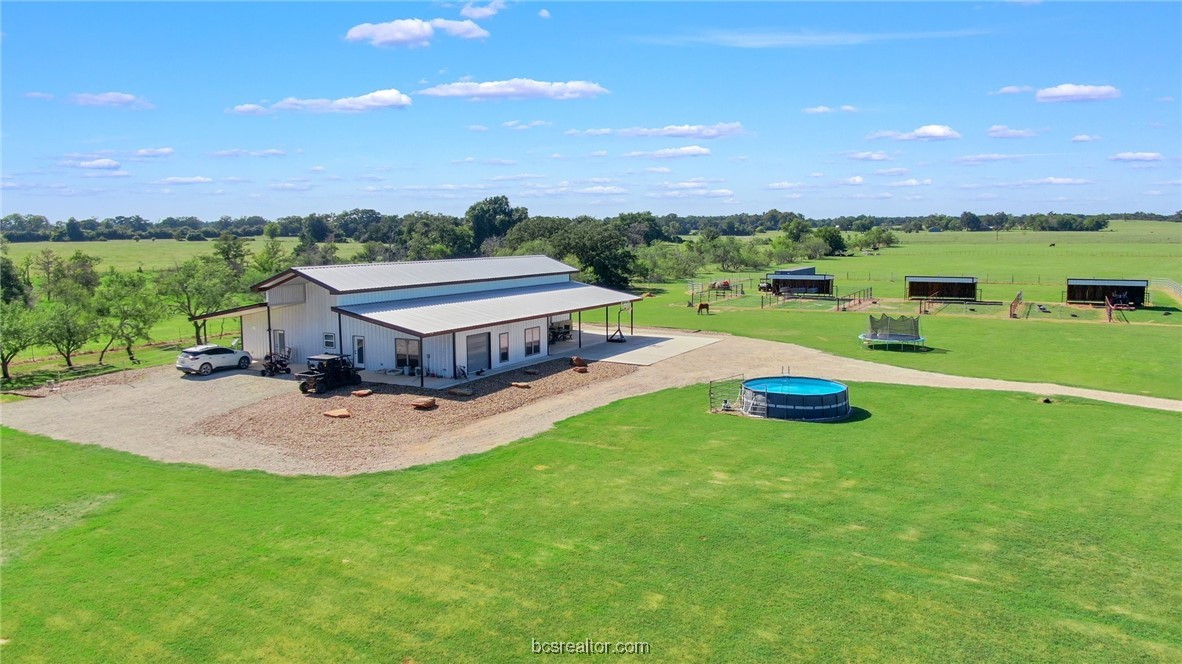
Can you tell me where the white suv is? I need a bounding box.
[176,344,253,375]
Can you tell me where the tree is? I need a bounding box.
[212,232,251,275]
[252,236,291,275]
[798,236,831,260]
[301,214,333,243]
[0,300,40,380]
[57,250,103,293]
[563,220,635,289]
[0,256,31,304]
[782,220,811,243]
[158,257,240,344]
[94,270,165,364]
[38,295,98,368]
[814,226,847,255]
[466,196,528,251]
[34,249,62,301]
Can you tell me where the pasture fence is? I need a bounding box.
[1151,277,1182,302]
[708,374,745,413]
[835,271,1159,287]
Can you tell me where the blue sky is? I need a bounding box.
[3,1,1180,221]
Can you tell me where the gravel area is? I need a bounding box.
[3,366,160,398]
[193,359,636,474]
[4,329,1179,476]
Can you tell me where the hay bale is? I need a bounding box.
[323,408,351,418]
[410,397,437,409]
[572,366,588,374]
[511,382,532,389]
[351,389,373,397]
[446,387,473,397]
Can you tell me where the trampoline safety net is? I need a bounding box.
[867,314,920,338]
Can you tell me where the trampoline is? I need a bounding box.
[859,314,925,351]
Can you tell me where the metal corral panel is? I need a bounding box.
[254,255,577,294]
[905,275,977,284]
[1066,278,1149,287]
[334,282,640,337]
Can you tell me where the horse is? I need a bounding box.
[697,302,710,315]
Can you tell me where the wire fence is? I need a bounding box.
[1151,278,1182,301]
[833,272,1165,286]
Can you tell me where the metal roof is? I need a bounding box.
[190,302,268,322]
[332,281,641,337]
[905,275,977,283]
[1066,278,1148,287]
[768,273,832,280]
[252,255,577,294]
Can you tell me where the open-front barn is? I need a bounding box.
[1065,278,1150,308]
[905,276,979,301]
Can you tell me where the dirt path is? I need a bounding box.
[2,329,1178,476]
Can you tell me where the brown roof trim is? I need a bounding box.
[250,270,300,292]
[330,294,641,339]
[190,302,268,322]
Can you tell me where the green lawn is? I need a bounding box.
[635,290,1182,400]
[3,384,1179,662]
[4,237,307,272]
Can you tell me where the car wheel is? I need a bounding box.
[198,363,213,376]
[260,369,269,376]
[299,381,310,394]
[238,356,251,369]
[284,368,292,374]
[314,382,327,394]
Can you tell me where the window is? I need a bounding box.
[323,333,336,350]
[499,332,509,363]
[525,327,541,356]
[396,338,421,368]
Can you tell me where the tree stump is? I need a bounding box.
[323,409,351,418]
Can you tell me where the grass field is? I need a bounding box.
[2,383,1179,662]
[4,237,307,272]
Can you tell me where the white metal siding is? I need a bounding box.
[269,282,307,306]
[241,311,270,359]
[267,282,339,364]
[336,273,570,306]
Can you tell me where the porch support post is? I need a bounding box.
[546,316,551,355]
[266,304,273,357]
[452,332,457,378]
[577,311,582,348]
[630,307,634,335]
[605,306,609,340]
[419,337,425,387]
[337,312,344,360]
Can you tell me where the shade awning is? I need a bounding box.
[332,281,641,337]
[189,302,268,322]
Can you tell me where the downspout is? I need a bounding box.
[337,312,344,359]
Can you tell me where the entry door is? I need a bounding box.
[466,333,491,373]
[353,336,366,369]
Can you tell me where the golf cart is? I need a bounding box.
[296,354,363,394]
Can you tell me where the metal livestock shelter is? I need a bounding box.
[765,272,835,297]
[905,276,979,301]
[1065,279,1149,308]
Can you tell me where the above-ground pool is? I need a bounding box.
[740,376,851,421]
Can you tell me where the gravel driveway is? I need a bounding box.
[3,329,1179,476]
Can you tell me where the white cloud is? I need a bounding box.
[616,122,744,139]
[889,178,932,187]
[418,78,608,100]
[212,148,287,157]
[809,172,824,178]
[803,105,833,114]
[159,176,212,184]
[850,192,893,200]
[484,158,517,165]
[75,158,121,169]
[23,91,54,100]
[991,85,1032,95]
[1109,152,1163,162]
[590,150,609,157]
[655,177,724,190]
[650,188,733,199]
[867,124,961,141]
[875,167,909,176]
[467,124,489,132]
[1035,84,1121,103]
[624,145,711,159]
[538,9,551,18]
[1023,177,1090,185]
[135,147,174,157]
[550,153,565,159]
[841,105,858,113]
[956,153,1023,164]
[767,181,802,189]
[842,176,864,185]
[270,182,313,191]
[577,185,628,194]
[645,167,672,174]
[461,1,506,20]
[70,92,153,109]
[269,88,412,113]
[83,170,131,178]
[565,128,612,136]
[345,18,488,48]
[654,28,984,48]
[1071,134,1101,142]
[230,104,270,116]
[987,125,1037,139]
[1159,96,1175,103]
[486,173,545,181]
[310,166,327,173]
[504,119,551,130]
[849,151,890,161]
